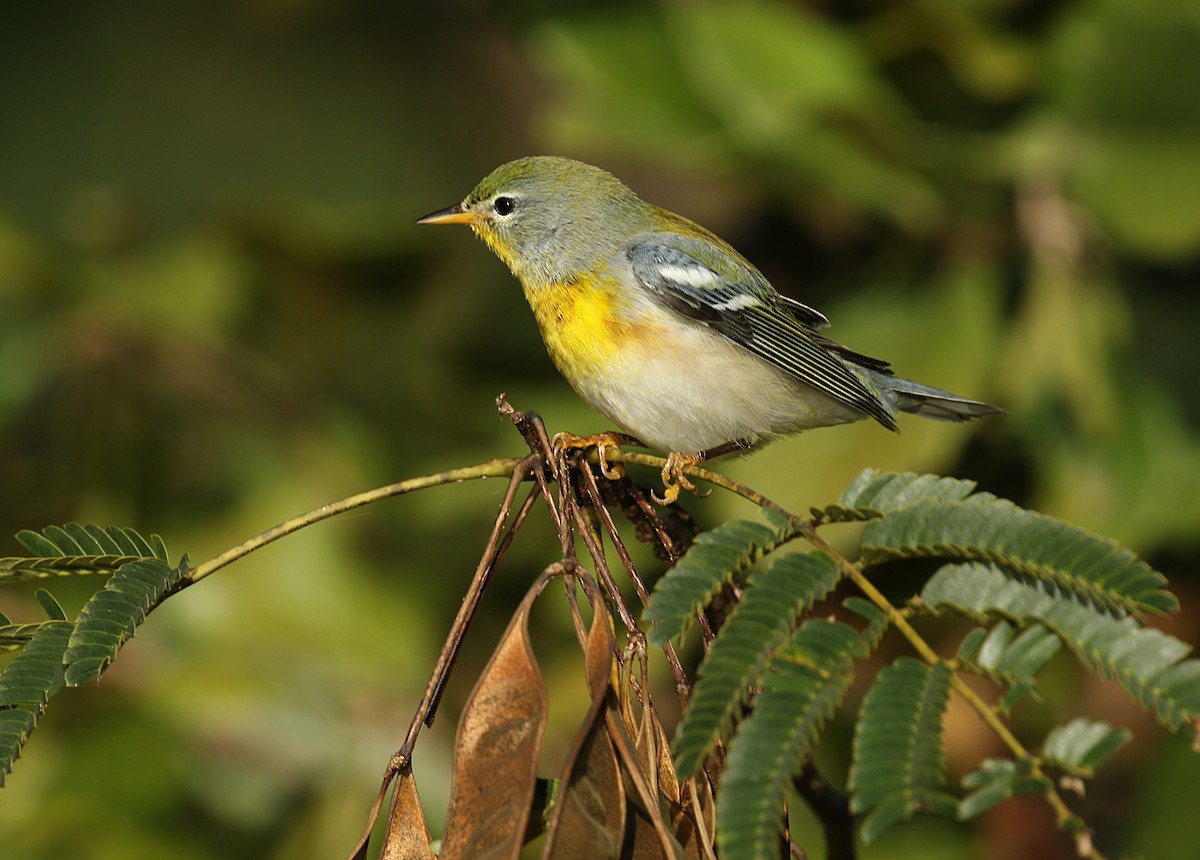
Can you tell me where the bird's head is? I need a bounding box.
[418,156,648,284]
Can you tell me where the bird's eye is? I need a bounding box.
[492,196,516,216]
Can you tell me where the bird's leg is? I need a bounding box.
[654,452,706,505]
[702,438,753,459]
[552,431,639,480]
[654,439,752,505]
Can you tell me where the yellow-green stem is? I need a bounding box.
[599,450,792,517]
[185,458,523,584]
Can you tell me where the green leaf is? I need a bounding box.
[645,518,790,645]
[34,590,66,621]
[818,470,978,523]
[959,621,1062,711]
[672,551,840,777]
[959,759,1050,819]
[923,563,1200,738]
[82,524,124,555]
[2,524,171,582]
[33,526,76,556]
[760,508,791,531]
[862,493,1176,617]
[63,559,185,686]
[0,621,72,707]
[0,710,37,789]
[0,555,151,582]
[1041,718,1131,776]
[62,523,104,555]
[957,626,988,662]
[843,596,890,658]
[14,530,62,558]
[839,469,979,510]
[0,621,72,786]
[715,620,858,860]
[984,623,1062,679]
[0,624,41,651]
[849,658,957,843]
[811,504,882,524]
[150,534,169,563]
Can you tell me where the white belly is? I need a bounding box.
[566,311,864,453]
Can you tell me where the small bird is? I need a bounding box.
[419,156,1000,502]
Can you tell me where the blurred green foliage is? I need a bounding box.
[0,1,1197,858]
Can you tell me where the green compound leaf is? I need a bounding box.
[862,493,1176,617]
[957,627,987,662]
[1041,718,1131,776]
[34,590,66,621]
[923,563,1200,739]
[672,551,840,778]
[2,524,170,582]
[839,469,979,511]
[849,658,957,844]
[645,518,791,646]
[0,711,36,789]
[63,559,187,686]
[975,622,1062,679]
[0,621,73,786]
[0,624,42,652]
[818,470,978,523]
[0,621,72,707]
[843,596,890,658]
[958,621,1063,712]
[811,505,882,524]
[959,758,1050,819]
[715,619,858,860]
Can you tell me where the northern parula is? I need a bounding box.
[419,156,1000,502]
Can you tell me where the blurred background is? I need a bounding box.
[1,1,1198,857]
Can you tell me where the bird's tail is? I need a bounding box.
[877,375,1003,423]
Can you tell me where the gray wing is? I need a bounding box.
[625,236,898,430]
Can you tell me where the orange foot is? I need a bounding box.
[654,451,709,505]
[551,431,634,480]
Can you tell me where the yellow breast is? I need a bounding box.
[523,275,636,384]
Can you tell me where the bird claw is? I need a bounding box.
[550,436,710,504]
[551,431,628,480]
[653,452,709,505]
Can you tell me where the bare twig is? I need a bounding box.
[397,457,535,758]
[574,459,693,707]
[793,760,854,860]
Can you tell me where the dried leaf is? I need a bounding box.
[679,777,718,860]
[544,697,626,857]
[544,586,626,858]
[380,767,436,860]
[608,706,686,858]
[650,708,680,805]
[670,802,705,860]
[440,574,551,860]
[626,794,671,860]
[582,587,617,699]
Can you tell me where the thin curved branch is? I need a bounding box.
[185,458,524,584]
